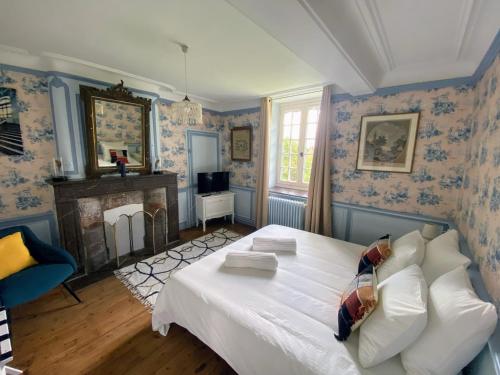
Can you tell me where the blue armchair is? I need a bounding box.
[0,225,81,309]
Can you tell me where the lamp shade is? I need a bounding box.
[421,223,442,241]
[171,97,202,126]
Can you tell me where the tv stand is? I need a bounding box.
[195,191,235,232]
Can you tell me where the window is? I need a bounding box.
[277,99,320,190]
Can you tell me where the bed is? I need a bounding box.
[152,225,406,375]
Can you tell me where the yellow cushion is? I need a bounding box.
[0,232,38,280]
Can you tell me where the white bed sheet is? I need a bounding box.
[152,225,405,375]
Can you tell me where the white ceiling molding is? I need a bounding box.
[354,0,395,71]
[226,0,376,95]
[297,0,376,93]
[0,44,220,109]
[455,0,483,59]
[0,0,324,108]
[1,0,499,107]
[268,84,323,101]
[214,98,261,112]
[378,60,477,88]
[41,52,178,95]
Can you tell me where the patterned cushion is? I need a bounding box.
[358,234,391,274]
[335,265,378,341]
[110,149,129,164]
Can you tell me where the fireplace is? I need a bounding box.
[49,173,179,287]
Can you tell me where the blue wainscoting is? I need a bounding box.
[332,201,450,245]
[0,211,59,246]
[184,184,451,241]
[178,188,189,230]
[229,185,451,244]
[229,185,256,227]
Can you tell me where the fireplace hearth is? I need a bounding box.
[49,173,179,287]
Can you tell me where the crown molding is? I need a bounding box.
[297,0,376,93]
[355,0,395,71]
[0,44,220,110]
[455,0,483,59]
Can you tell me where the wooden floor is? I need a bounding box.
[10,222,255,375]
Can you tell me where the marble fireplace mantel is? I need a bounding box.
[49,173,179,285]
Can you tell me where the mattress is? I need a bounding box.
[152,225,405,375]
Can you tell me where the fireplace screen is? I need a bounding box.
[103,205,167,268]
[78,189,168,273]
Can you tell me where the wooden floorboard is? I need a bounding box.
[10,222,254,375]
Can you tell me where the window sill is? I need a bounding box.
[269,186,308,199]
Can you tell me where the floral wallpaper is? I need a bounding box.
[95,99,143,160]
[157,102,224,188]
[0,55,498,305]
[0,67,55,218]
[220,110,260,188]
[456,53,500,307]
[157,102,260,189]
[329,85,473,218]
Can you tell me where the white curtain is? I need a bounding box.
[304,86,333,236]
[255,97,271,228]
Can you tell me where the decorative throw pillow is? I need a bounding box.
[0,232,38,280]
[377,230,425,282]
[110,149,129,164]
[335,264,378,341]
[359,264,428,368]
[401,266,497,375]
[358,234,391,274]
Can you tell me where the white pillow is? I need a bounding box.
[421,229,471,284]
[377,230,425,282]
[401,267,497,375]
[359,264,428,368]
[100,141,127,163]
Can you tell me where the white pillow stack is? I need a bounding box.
[377,230,425,282]
[421,229,471,284]
[356,229,497,373]
[359,264,428,367]
[401,266,497,375]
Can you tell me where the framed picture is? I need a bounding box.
[356,112,420,173]
[0,87,24,156]
[231,126,252,161]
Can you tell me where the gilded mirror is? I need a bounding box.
[80,81,151,177]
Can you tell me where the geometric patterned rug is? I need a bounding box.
[114,228,242,311]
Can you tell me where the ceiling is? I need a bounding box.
[0,0,498,109]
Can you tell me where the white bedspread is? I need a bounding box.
[152,225,405,375]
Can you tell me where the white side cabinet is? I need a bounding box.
[195,191,235,232]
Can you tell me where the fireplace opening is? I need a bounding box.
[78,189,168,273]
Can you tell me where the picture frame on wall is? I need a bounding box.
[0,87,24,156]
[356,112,420,173]
[231,126,252,161]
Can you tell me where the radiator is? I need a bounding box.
[268,196,306,230]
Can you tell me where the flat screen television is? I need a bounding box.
[197,172,229,194]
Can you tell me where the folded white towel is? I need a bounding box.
[252,237,297,253]
[224,250,278,271]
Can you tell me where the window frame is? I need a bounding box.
[276,98,321,191]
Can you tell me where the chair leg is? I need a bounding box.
[62,282,82,304]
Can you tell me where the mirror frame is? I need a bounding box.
[80,81,152,177]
